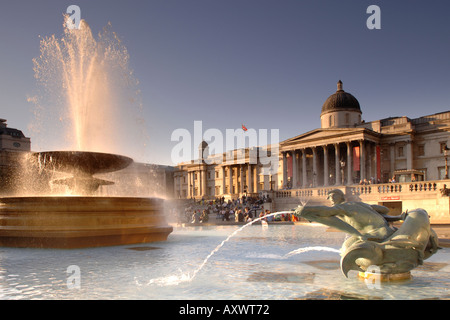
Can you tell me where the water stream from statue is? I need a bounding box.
[137,210,341,287]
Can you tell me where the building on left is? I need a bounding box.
[0,118,31,194]
[0,118,175,198]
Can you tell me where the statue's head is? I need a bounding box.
[327,189,345,205]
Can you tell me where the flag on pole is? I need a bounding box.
[242,124,248,131]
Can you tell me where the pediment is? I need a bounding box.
[281,127,380,150]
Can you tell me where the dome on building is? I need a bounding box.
[321,80,361,115]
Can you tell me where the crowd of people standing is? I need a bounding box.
[175,194,276,224]
[172,193,299,225]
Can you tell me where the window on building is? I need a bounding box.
[398,146,404,157]
[345,113,350,124]
[215,171,219,178]
[418,145,425,156]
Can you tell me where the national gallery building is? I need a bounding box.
[280,81,449,187]
[173,81,450,222]
[1,81,449,222]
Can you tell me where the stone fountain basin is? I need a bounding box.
[31,151,133,176]
[0,196,173,248]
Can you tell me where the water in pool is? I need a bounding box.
[0,223,449,300]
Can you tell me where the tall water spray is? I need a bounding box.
[29,19,146,158]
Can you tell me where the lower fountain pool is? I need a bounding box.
[0,223,449,300]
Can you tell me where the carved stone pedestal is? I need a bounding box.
[0,196,173,248]
[358,271,412,282]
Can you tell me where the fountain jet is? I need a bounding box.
[0,19,172,248]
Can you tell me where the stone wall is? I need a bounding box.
[272,181,450,224]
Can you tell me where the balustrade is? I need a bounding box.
[274,181,443,199]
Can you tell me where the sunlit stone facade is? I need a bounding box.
[173,143,279,200]
[173,81,450,223]
[280,81,450,187]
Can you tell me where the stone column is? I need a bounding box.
[239,165,244,194]
[292,150,298,188]
[312,147,317,187]
[367,143,373,180]
[173,174,178,198]
[360,140,366,182]
[229,166,233,195]
[192,171,196,197]
[346,141,352,185]
[179,175,183,198]
[282,152,287,188]
[247,164,253,193]
[198,170,202,197]
[222,166,226,196]
[189,171,192,197]
[302,149,307,187]
[201,168,207,197]
[406,140,413,170]
[323,145,329,186]
[374,144,379,181]
[334,143,340,186]
[390,143,396,178]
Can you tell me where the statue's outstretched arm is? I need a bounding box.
[370,204,389,215]
[370,204,406,222]
[295,205,343,218]
[294,206,363,238]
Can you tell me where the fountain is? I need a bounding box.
[0,19,172,248]
[0,16,447,301]
[0,150,173,248]
[293,189,440,281]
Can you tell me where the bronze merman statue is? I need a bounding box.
[294,189,439,278]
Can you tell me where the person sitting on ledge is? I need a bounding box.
[200,209,209,223]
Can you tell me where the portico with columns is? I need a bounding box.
[280,128,382,188]
[173,81,450,211]
[279,80,383,188]
[173,144,279,200]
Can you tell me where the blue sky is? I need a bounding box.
[0,0,449,165]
